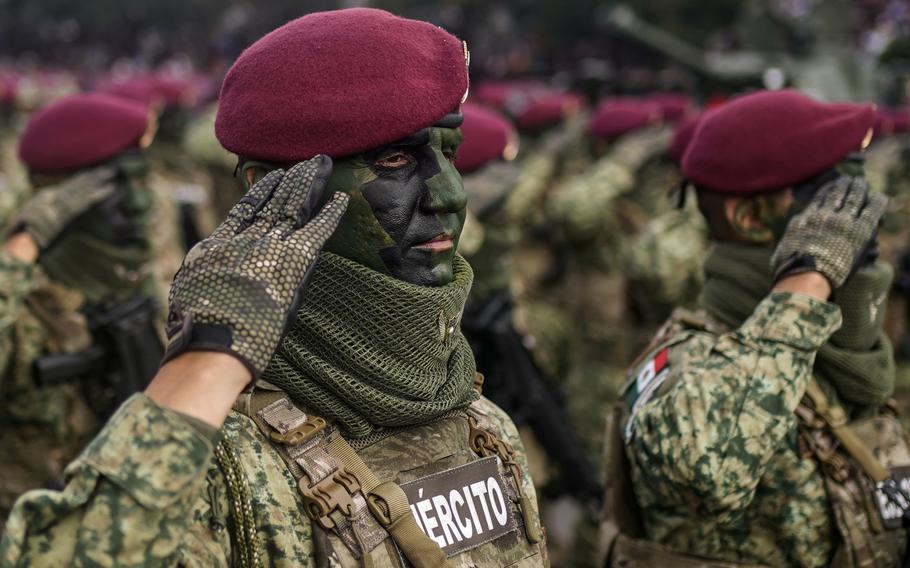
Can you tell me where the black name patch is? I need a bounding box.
[876,465,910,530]
[401,456,517,556]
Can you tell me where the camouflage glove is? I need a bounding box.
[771,175,887,289]
[162,156,349,377]
[10,166,117,250]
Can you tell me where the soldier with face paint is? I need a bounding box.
[0,93,163,525]
[602,90,909,568]
[0,9,548,568]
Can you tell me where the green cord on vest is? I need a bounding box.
[215,440,263,568]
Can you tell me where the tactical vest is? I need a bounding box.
[601,310,910,568]
[221,381,547,567]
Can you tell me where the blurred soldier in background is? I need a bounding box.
[0,90,27,233]
[545,98,670,463]
[0,93,163,524]
[457,101,603,565]
[183,101,244,223]
[1,10,549,566]
[100,74,213,294]
[0,69,77,231]
[603,89,908,567]
[624,111,709,329]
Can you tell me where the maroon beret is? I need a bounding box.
[0,73,19,106]
[682,89,875,194]
[516,92,583,132]
[19,93,149,174]
[472,80,546,112]
[215,8,469,162]
[98,75,197,109]
[668,113,702,165]
[588,100,661,141]
[456,103,516,174]
[646,93,691,121]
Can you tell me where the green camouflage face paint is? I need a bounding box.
[323,126,466,286]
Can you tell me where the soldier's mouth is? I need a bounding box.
[413,233,454,252]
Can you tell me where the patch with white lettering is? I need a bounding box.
[875,466,910,530]
[401,456,517,556]
[624,347,670,441]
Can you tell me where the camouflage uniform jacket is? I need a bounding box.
[0,253,103,519]
[0,391,546,567]
[624,292,844,567]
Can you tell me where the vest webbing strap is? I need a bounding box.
[325,435,450,568]
[804,378,890,483]
[239,387,450,568]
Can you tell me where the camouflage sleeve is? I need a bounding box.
[549,155,633,242]
[0,394,228,567]
[0,253,36,381]
[627,292,842,519]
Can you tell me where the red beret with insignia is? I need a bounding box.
[19,93,149,174]
[215,8,469,162]
[682,89,875,194]
[457,103,516,174]
[589,100,662,141]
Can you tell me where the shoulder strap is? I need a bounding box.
[802,378,890,483]
[239,387,450,568]
[324,435,449,567]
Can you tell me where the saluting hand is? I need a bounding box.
[162,155,349,378]
[771,175,887,290]
[7,166,118,257]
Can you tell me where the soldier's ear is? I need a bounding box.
[725,196,774,244]
[139,110,159,150]
[239,161,276,191]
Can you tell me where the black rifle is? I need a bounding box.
[34,296,164,405]
[462,291,604,516]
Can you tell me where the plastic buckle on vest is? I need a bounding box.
[468,417,515,461]
[299,466,361,531]
[269,416,327,446]
[467,416,542,544]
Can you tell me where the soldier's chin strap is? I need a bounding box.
[674,179,689,209]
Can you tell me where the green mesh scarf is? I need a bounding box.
[38,157,156,304]
[263,252,479,438]
[40,231,156,304]
[700,243,895,416]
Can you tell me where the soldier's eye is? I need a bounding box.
[375,151,413,169]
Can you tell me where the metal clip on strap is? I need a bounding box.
[325,436,450,568]
[804,378,890,483]
[468,416,543,544]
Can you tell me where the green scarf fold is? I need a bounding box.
[700,242,895,415]
[40,230,156,304]
[263,252,479,438]
[37,156,157,304]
